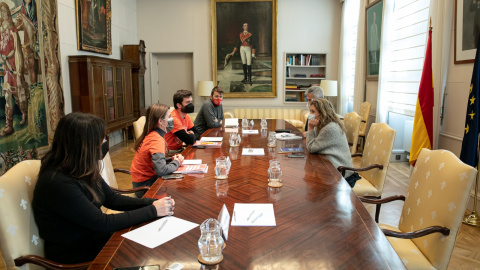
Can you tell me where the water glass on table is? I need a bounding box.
[261,119,267,129]
[268,131,276,147]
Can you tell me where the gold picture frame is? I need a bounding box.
[211,0,277,98]
[365,0,383,80]
[75,0,112,55]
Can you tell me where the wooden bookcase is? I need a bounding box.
[69,55,135,135]
[284,52,326,103]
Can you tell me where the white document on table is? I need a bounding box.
[217,204,230,240]
[242,130,259,134]
[242,148,265,156]
[225,118,239,127]
[122,216,199,248]
[200,137,223,142]
[182,159,202,165]
[231,203,276,226]
[225,128,239,133]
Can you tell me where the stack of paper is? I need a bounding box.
[275,133,303,141]
[122,216,199,248]
[200,137,223,142]
[173,164,208,174]
[193,141,222,147]
[231,203,276,226]
[224,118,239,127]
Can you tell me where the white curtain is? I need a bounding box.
[375,0,395,123]
[429,0,454,149]
[353,0,367,113]
[338,0,360,116]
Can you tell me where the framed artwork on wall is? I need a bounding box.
[75,0,112,55]
[455,0,479,64]
[211,0,277,98]
[366,0,383,80]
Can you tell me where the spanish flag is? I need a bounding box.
[409,27,433,166]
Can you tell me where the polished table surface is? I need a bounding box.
[90,120,405,270]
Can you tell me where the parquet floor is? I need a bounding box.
[1,141,479,270]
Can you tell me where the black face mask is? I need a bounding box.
[101,141,109,159]
[181,103,195,114]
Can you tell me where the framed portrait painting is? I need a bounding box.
[211,0,277,98]
[366,0,383,79]
[75,0,112,54]
[455,0,480,64]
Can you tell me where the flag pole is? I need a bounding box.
[463,135,480,226]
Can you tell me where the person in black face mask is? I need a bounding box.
[165,89,200,151]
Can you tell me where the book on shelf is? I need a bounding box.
[280,147,304,153]
[173,164,208,174]
[193,141,222,147]
[310,74,324,78]
[294,74,307,78]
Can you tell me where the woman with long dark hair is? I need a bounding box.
[32,112,175,264]
[131,103,184,196]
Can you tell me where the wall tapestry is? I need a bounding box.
[0,0,64,175]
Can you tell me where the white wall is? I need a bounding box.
[137,0,342,110]
[57,0,138,145]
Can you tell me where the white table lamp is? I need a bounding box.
[197,81,215,97]
[320,80,338,97]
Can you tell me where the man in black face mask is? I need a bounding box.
[165,89,200,151]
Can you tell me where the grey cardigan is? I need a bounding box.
[306,122,353,178]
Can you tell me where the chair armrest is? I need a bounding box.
[337,164,383,176]
[351,153,363,158]
[360,195,405,204]
[111,186,150,194]
[15,255,91,270]
[382,226,450,239]
[114,168,131,175]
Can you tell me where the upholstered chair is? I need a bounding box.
[362,149,477,270]
[133,116,146,141]
[357,101,372,151]
[343,111,362,155]
[0,160,91,270]
[338,122,396,222]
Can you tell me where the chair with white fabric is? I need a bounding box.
[338,122,396,222]
[361,149,477,270]
[0,160,91,270]
[343,111,362,155]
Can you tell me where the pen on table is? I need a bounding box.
[247,210,256,221]
[233,211,237,222]
[251,213,263,223]
[158,219,168,232]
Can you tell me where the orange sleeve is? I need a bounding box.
[186,115,194,130]
[146,134,166,155]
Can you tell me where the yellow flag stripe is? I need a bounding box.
[410,97,432,165]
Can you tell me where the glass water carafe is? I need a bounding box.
[198,218,224,262]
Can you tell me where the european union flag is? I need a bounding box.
[460,36,480,168]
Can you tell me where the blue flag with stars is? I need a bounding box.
[460,36,480,168]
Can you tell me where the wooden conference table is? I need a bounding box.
[90,119,404,270]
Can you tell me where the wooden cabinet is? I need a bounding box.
[123,40,147,117]
[69,55,135,134]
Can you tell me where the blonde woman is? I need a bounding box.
[306,99,360,187]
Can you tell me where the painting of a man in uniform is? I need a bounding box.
[0,0,49,175]
[213,0,277,98]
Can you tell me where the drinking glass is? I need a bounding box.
[241,117,248,128]
[269,159,280,169]
[229,132,239,147]
[215,180,229,198]
[268,166,282,187]
[260,119,267,129]
[268,131,276,147]
[215,156,228,179]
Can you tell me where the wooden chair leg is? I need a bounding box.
[374,195,382,223]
